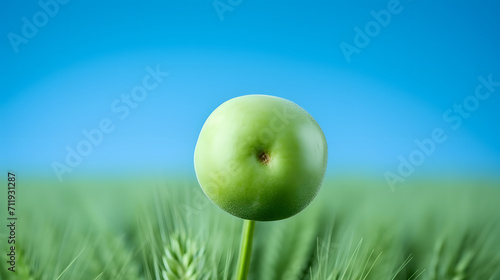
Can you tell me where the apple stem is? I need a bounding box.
[236,219,256,280]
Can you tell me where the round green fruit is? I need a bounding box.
[194,95,327,221]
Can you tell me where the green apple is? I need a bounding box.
[194,95,327,221]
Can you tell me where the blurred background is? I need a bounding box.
[1,0,500,187]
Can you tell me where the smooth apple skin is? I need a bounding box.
[194,95,327,221]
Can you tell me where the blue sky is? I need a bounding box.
[1,0,500,185]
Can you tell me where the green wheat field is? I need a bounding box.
[1,177,499,280]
